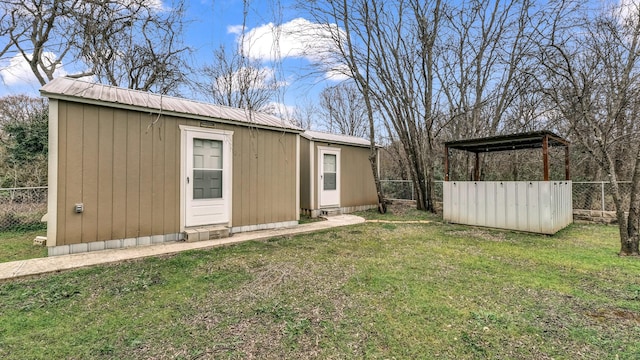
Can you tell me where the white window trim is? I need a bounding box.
[317,146,341,208]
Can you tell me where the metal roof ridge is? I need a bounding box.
[41,77,301,131]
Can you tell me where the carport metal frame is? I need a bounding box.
[444,131,571,182]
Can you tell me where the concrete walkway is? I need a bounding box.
[0,215,365,282]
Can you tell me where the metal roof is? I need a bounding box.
[444,130,569,153]
[302,130,372,147]
[40,77,302,132]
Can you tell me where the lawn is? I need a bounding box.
[0,229,48,263]
[1,209,639,359]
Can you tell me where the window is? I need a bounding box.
[323,153,337,190]
[193,138,223,199]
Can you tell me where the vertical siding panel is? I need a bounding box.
[81,105,99,243]
[231,124,245,226]
[126,112,140,238]
[151,120,165,236]
[163,117,178,235]
[138,115,153,236]
[289,134,297,219]
[177,119,189,229]
[248,129,258,225]
[274,133,284,222]
[341,146,348,206]
[284,134,294,222]
[267,131,276,223]
[344,146,351,206]
[97,107,114,241]
[64,103,85,244]
[256,130,265,225]
[313,143,318,208]
[56,102,68,244]
[299,137,310,209]
[241,128,251,226]
[111,109,128,239]
[273,132,282,222]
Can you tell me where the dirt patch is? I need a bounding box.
[587,308,640,323]
[385,200,418,215]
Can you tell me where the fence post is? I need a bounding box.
[601,181,605,212]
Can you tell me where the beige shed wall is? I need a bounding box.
[299,137,311,209]
[54,101,297,246]
[307,142,377,210]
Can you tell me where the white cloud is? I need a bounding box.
[240,18,344,63]
[227,25,245,35]
[615,0,639,25]
[0,52,67,88]
[235,18,352,82]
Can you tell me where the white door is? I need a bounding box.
[318,147,340,207]
[184,128,232,227]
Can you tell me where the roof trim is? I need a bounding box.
[301,130,377,148]
[40,77,303,134]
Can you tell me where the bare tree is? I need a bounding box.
[319,82,368,137]
[286,99,317,130]
[436,0,544,180]
[1,0,78,85]
[196,44,278,111]
[539,0,640,255]
[0,0,190,93]
[74,0,190,94]
[303,0,446,212]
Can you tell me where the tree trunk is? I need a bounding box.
[622,146,640,256]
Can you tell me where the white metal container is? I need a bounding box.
[443,181,573,234]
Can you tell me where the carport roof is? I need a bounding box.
[444,130,569,153]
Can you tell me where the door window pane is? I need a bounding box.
[193,138,223,199]
[323,154,337,190]
[323,154,336,172]
[193,170,222,199]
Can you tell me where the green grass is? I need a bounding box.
[0,229,48,263]
[1,213,639,359]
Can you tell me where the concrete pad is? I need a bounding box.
[0,215,365,282]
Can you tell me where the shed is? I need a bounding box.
[442,131,573,234]
[41,77,302,256]
[299,130,379,217]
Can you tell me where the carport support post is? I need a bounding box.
[474,152,480,181]
[542,135,550,181]
[444,146,449,181]
[565,145,570,180]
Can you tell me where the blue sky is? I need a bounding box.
[0,0,338,118]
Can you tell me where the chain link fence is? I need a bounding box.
[381,180,632,212]
[0,187,48,231]
[572,181,632,212]
[0,182,633,231]
[381,180,444,202]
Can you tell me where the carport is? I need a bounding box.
[443,131,573,234]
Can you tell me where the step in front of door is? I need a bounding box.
[184,226,230,242]
[320,208,342,216]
